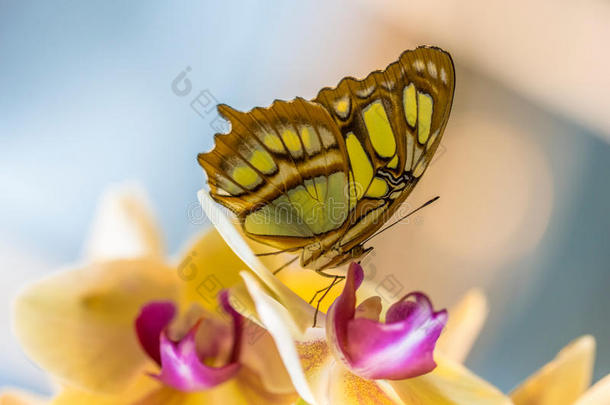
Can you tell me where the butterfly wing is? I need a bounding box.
[312,46,455,257]
[199,46,455,270]
[198,98,352,252]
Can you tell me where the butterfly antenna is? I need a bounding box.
[362,196,440,245]
[272,256,298,275]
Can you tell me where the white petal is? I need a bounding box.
[241,271,319,404]
[85,185,163,261]
[199,190,316,332]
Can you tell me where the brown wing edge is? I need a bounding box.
[314,46,455,104]
[197,97,351,251]
[310,46,456,259]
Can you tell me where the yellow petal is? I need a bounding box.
[437,289,488,363]
[328,363,401,405]
[14,259,178,394]
[131,388,225,405]
[0,390,45,405]
[275,262,379,317]
[574,374,610,405]
[52,373,292,405]
[234,367,299,405]
[510,335,595,405]
[51,373,161,405]
[177,227,247,312]
[387,354,512,405]
[128,378,288,405]
[84,185,164,261]
[276,266,342,314]
[199,190,315,332]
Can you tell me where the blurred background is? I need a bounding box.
[1,0,609,396]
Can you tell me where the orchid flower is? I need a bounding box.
[12,186,296,405]
[325,263,448,380]
[198,190,488,343]
[510,336,610,405]
[198,190,512,405]
[242,264,511,405]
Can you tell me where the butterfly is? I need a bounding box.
[199,46,455,272]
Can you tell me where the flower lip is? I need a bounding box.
[326,262,448,380]
[135,301,176,365]
[134,290,243,392]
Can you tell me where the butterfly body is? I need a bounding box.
[199,46,455,271]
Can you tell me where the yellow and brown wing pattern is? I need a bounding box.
[198,98,351,252]
[199,46,455,270]
[309,46,455,265]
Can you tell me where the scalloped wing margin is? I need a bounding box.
[198,98,350,250]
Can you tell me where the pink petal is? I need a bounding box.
[155,322,241,391]
[386,292,436,325]
[326,262,363,361]
[327,262,448,380]
[154,290,243,391]
[135,301,176,365]
[347,295,448,380]
[218,290,243,364]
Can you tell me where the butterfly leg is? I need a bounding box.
[314,269,343,279]
[272,256,298,275]
[310,275,345,327]
[308,277,344,305]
